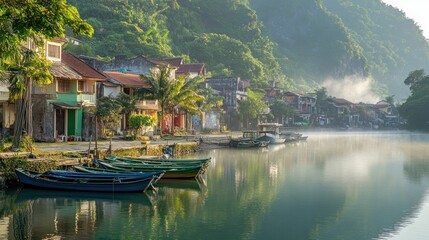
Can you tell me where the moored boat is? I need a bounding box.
[229,138,268,148]
[15,168,162,192]
[95,160,208,179]
[107,156,211,166]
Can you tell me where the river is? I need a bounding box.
[1,131,429,240]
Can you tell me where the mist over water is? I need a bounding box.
[2,131,429,240]
[322,75,381,103]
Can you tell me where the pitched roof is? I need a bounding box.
[162,58,183,68]
[176,63,205,76]
[50,62,82,80]
[62,53,106,81]
[332,98,353,105]
[103,71,152,88]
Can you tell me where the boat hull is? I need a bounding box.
[96,161,207,179]
[15,169,157,192]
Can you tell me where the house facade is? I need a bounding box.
[0,81,14,137]
[102,71,159,134]
[32,40,106,142]
[204,77,248,130]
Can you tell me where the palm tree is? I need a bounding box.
[2,48,53,149]
[171,75,205,132]
[115,93,137,131]
[137,65,205,135]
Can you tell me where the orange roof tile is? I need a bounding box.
[103,71,152,88]
[62,53,106,81]
[176,63,205,76]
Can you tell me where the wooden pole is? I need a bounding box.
[94,115,98,159]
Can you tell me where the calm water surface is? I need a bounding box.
[1,131,429,240]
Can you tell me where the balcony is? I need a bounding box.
[57,92,96,105]
[135,99,159,111]
[0,91,9,101]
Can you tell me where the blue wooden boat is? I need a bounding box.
[15,169,162,192]
[47,169,161,179]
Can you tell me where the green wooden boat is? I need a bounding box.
[105,156,211,166]
[84,160,209,179]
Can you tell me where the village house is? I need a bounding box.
[204,77,248,130]
[0,81,14,138]
[101,71,159,135]
[32,38,106,142]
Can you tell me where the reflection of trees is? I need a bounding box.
[404,160,429,182]
[3,133,429,239]
[11,202,32,240]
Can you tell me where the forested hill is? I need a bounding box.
[67,0,429,99]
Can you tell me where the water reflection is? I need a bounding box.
[0,132,429,239]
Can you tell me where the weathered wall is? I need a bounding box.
[81,107,98,141]
[32,95,55,142]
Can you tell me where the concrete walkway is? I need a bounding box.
[35,133,241,153]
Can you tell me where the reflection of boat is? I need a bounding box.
[281,131,308,143]
[15,169,160,192]
[156,178,206,191]
[14,188,153,206]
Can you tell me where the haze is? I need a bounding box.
[382,0,429,39]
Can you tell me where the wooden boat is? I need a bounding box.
[229,138,268,148]
[106,156,211,166]
[47,169,162,180]
[94,160,208,179]
[15,168,161,192]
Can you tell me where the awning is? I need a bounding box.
[51,102,81,110]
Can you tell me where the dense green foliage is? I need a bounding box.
[66,0,429,98]
[138,65,204,133]
[96,96,123,136]
[251,0,429,98]
[238,89,266,129]
[129,114,156,135]
[67,0,288,88]
[0,0,93,149]
[399,70,429,130]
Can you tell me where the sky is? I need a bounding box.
[382,0,429,39]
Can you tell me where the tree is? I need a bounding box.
[238,89,266,129]
[129,114,156,137]
[270,99,295,125]
[171,75,205,131]
[0,0,93,149]
[115,93,137,131]
[95,96,122,138]
[399,69,429,130]
[138,65,204,135]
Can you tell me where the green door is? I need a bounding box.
[67,109,76,135]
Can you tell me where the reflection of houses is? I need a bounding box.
[101,71,159,133]
[204,77,248,130]
[32,41,106,142]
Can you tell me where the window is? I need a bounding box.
[57,79,70,93]
[47,43,61,59]
[78,81,84,92]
